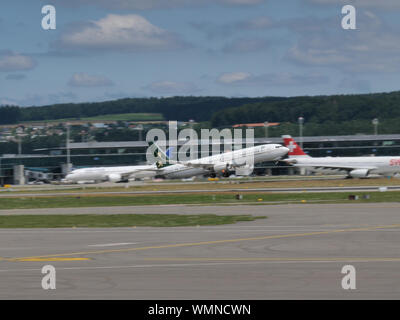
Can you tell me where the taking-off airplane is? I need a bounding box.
[65,142,289,183]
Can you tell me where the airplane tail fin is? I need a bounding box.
[149,141,175,168]
[282,135,310,158]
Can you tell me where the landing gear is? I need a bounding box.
[222,170,230,178]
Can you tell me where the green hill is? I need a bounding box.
[1,92,400,136]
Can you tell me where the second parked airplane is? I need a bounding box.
[282,135,400,178]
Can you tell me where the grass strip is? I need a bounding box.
[0,214,265,228]
[0,191,399,210]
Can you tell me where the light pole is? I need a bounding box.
[264,121,269,139]
[66,123,71,172]
[189,119,195,138]
[298,117,304,149]
[18,136,22,156]
[372,118,379,135]
[188,119,196,160]
[11,135,22,155]
[136,124,144,141]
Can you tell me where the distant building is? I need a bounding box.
[232,122,280,128]
[93,123,108,129]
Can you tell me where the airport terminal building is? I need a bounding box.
[2,134,400,184]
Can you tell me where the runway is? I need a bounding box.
[0,203,399,299]
[1,185,400,197]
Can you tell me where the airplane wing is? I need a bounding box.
[183,159,247,170]
[155,160,215,170]
[182,162,214,170]
[116,167,159,180]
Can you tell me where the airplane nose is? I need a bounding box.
[281,147,290,155]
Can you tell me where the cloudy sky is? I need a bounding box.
[1,0,400,106]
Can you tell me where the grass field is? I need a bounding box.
[1,191,399,210]
[0,214,264,228]
[79,113,164,121]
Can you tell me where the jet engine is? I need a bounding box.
[211,162,232,177]
[349,169,369,178]
[107,173,122,182]
[213,162,230,172]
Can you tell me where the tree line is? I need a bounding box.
[1,91,400,136]
[0,96,282,124]
[210,91,400,126]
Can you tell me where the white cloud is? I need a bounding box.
[57,14,187,52]
[0,51,36,72]
[1,92,78,107]
[287,45,352,66]
[144,81,200,94]
[285,11,400,73]
[238,16,273,29]
[68,73,114,87]
[0,98,18,106]
[217,72,252,84]
[217,72,328,86]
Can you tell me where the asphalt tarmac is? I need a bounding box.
[0,203,399,299]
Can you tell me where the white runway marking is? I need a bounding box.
[88,242,137,247]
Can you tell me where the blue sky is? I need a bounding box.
[1,0,400,106]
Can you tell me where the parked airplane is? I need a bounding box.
[64,164,158,183]
[153,142,289,179]
[282,135,400,178]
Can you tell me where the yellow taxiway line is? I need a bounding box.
[0,257,90,262]
[16,258,91,262]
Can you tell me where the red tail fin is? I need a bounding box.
[282,135,309,157]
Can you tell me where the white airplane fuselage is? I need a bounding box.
[292,156,400,176]
[158,144,289,179]
[65,164,157,183]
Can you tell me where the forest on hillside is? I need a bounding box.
[210,91,400,126]
[1,91,400,136]
[0,96,281,124]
